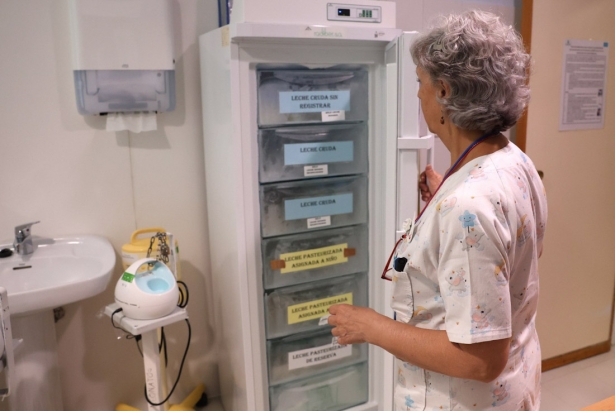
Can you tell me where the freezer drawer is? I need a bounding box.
[260,175,368,238]
[267,329,368,386]
[269,361,369,411]
[262,225,368,289]
[258,123,368,183]
[257,68,368,127]
[264,272,368,339]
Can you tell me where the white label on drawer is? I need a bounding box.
[322,110,346,122]
[304,164,328,177]
[285,141,354,166]
[307,216,331,229]
[286,193,353,221]
[288,342,352,370]
[280,91,350,113]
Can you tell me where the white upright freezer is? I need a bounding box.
[199,2,434,409]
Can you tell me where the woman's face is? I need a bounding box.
[416,66,445,133]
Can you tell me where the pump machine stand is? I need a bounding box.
[105,303,191,411]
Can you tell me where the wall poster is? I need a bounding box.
[560,39,609,131]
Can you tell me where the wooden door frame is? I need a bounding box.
[516,0,532,153]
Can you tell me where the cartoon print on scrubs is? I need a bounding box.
[492,381,511,406]
[494,260,508,285]
[516,215,532,245]
[456,229,486,251]
[459,210,477,232]
[412,306,433,322]
[391,142,547,411]
[405,395,415,409]
[471,305,492,334]
[436,196,457,216]
[445,268,468,296]
[466,164,488,182]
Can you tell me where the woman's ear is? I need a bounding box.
[438,79,451,98]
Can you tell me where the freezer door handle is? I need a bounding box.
[396,134,435,230]
[397,134,435,165]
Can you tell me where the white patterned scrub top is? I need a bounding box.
[391,142,547,411]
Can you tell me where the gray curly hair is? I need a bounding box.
[410,10,531,132]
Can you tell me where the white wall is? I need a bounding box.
[0,0,220,409]
[526,0,615,359]
[396,0,519,32]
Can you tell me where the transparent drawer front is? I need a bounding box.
[269,362,368,411]
[260,175,368,238]
[262,225,368,290]
[257,68,368,127]
[264,272,368,339]
[267,329,368,385]
[258,123,368,183]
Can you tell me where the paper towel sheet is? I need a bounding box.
[106,112,157,133]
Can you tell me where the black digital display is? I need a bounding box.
[337,8,350,16]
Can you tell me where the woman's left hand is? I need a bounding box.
[327,304,383,345]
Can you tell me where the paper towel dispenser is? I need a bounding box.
[69,0,176,115]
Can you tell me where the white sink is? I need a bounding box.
[0,235,116,315]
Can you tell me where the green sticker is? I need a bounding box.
[121,272,135,283]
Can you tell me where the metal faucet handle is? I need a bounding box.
[14,221,40,241]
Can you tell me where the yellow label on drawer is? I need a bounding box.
[288,293,353,324]
[280,243,348,274]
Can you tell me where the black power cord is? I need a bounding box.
[111,307,142,346]
[144,318,191,406]
[110,307,124,330]
[160,328,168,367]
[177,280,189,308]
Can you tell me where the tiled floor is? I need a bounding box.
[541,349,615,411]
[206,351,615,411]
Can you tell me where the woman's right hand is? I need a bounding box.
[419,164,443,202]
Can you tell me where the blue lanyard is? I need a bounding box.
[444,130,499,181]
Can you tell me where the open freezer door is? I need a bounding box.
[386,32,434,239]
[378,28,435,411]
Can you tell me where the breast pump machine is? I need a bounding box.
[105,230,207,411]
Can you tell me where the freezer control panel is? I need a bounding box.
[327,3,381,23]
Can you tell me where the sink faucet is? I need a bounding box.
[13,221,40,255]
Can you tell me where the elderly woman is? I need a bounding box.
[328,10,547,410]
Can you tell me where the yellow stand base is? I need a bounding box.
[115,384,206,411]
